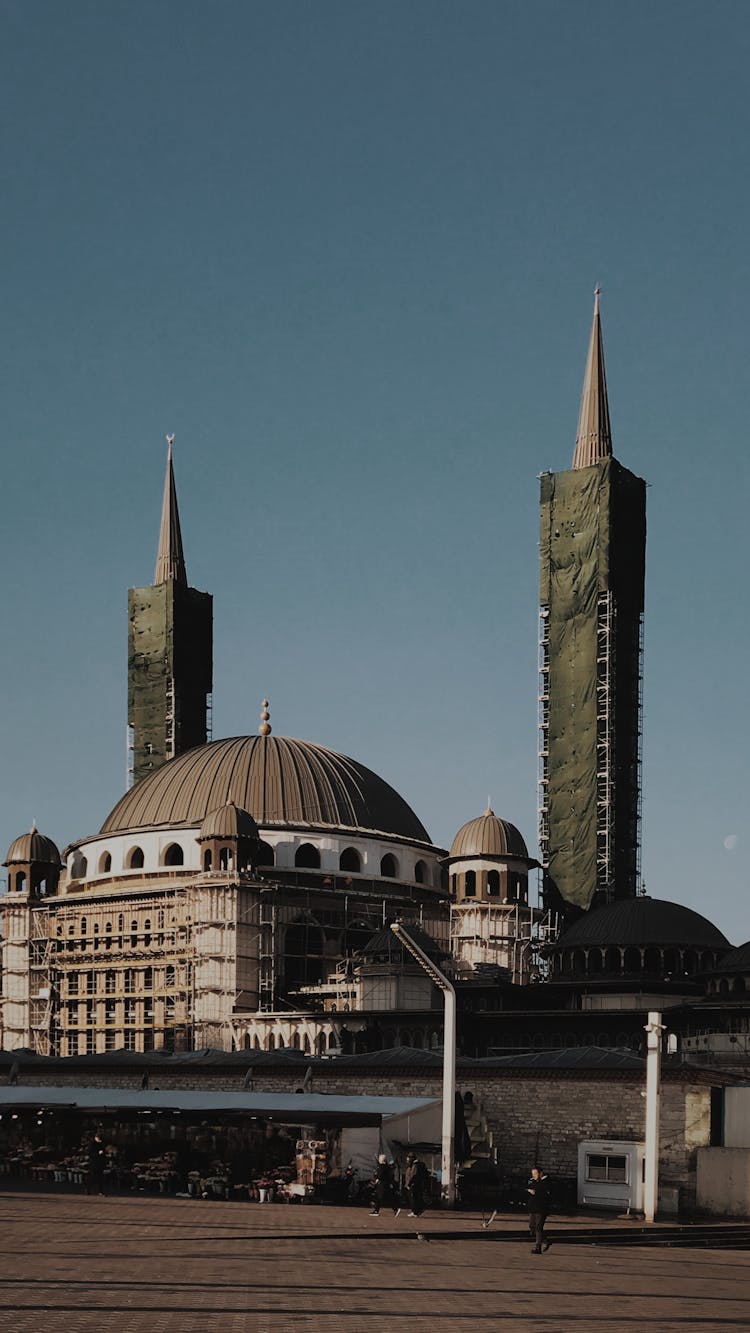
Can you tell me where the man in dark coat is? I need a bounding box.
[404,1152,429,1217]
[86,1133,107,1196]
[527,1165,551,1253]
[369,1154,400,1216]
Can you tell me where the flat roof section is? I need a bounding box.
[0,1086,439,1126]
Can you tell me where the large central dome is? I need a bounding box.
[101,735,431,843]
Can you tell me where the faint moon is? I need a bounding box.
[724,834,738,851]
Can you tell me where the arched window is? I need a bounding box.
[339,847,361,873]
[268,1033,276,1051]
[98,851,112,874]
[303,1034,311,1054]
[70,852,87,879]
[219,847,231,871]
[572,949,586,975]
[604,947,621,974]
[203,848,212,871]
[450,873,457,895]
[380,853,398,878]
[163,843,184,867]
[487,870,500,897]
[414,860,427,884]
[253,1034,261,1050]
[623,946,641,973]
[328,1030,337,1050]
[588,949,603,975]
[127,846,144,870]
[292,1032,300,1049]
[644,947,661,975]
[257,841,275,866]
[464,870,476,897]
[15,870,26,892]
[663,949,678,976]
[295,843,320,869]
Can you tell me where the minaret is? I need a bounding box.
[539,294,646,917]
[127,438,213,785]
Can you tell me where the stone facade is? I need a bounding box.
[0,1052,723,1213]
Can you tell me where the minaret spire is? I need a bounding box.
[573,288,613,469]
[154,434,187,585]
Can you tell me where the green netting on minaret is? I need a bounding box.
[540,458,646,913]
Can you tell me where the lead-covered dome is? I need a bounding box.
[557,897,730,951]
[449,808,529,860]
[101,735,431,843]
[4,828,61,867]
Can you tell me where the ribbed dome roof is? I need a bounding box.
[100,735,431,843]
[557,897,730,951]
[198,803,259,842]
[4,829,61,867]
[449,809,528,860]
[713,941,750,974]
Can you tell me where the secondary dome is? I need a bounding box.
[198,802,259,842]
[449,809,529,860]
[4,829,61,867]
[100,734,431,843]
[557,897,730,951]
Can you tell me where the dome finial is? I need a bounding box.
[485,796,494,817]
[259,699,272,736]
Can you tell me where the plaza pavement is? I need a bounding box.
[0,1189,746,1332]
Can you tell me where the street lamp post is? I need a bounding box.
[643,1010,664,1224]
[389,921,456,1205]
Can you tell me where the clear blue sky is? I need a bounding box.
[0,1,747,941]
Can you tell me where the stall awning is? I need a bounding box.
[0,1086,439,1127]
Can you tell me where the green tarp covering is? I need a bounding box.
[540,459,645,913]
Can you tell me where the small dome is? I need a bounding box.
[198,803,259,842]
[4,829,61,868]
[557,897,730,951]
[449,809,529,860]
[712,941,750,974]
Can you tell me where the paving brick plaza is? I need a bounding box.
[0,1190,746,1332]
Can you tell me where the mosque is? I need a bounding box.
[1,298,745,1066]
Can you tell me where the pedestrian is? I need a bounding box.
[369,1153,400,1216]
[86,1132,107,1196]
[404,1152,429,1218]
[527,1165,551,1253]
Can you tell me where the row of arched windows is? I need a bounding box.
[293,843,428,882]
[551,946,723,978]
[70,840,430,882]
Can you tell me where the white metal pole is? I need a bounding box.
[390,922,456,1205]
[643,1010,663,1224]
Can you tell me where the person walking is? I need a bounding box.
[404,1152,429,1218]
[86,1133,107,1196]
[369,1154,400,1216]
[527,1165,551,1253]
